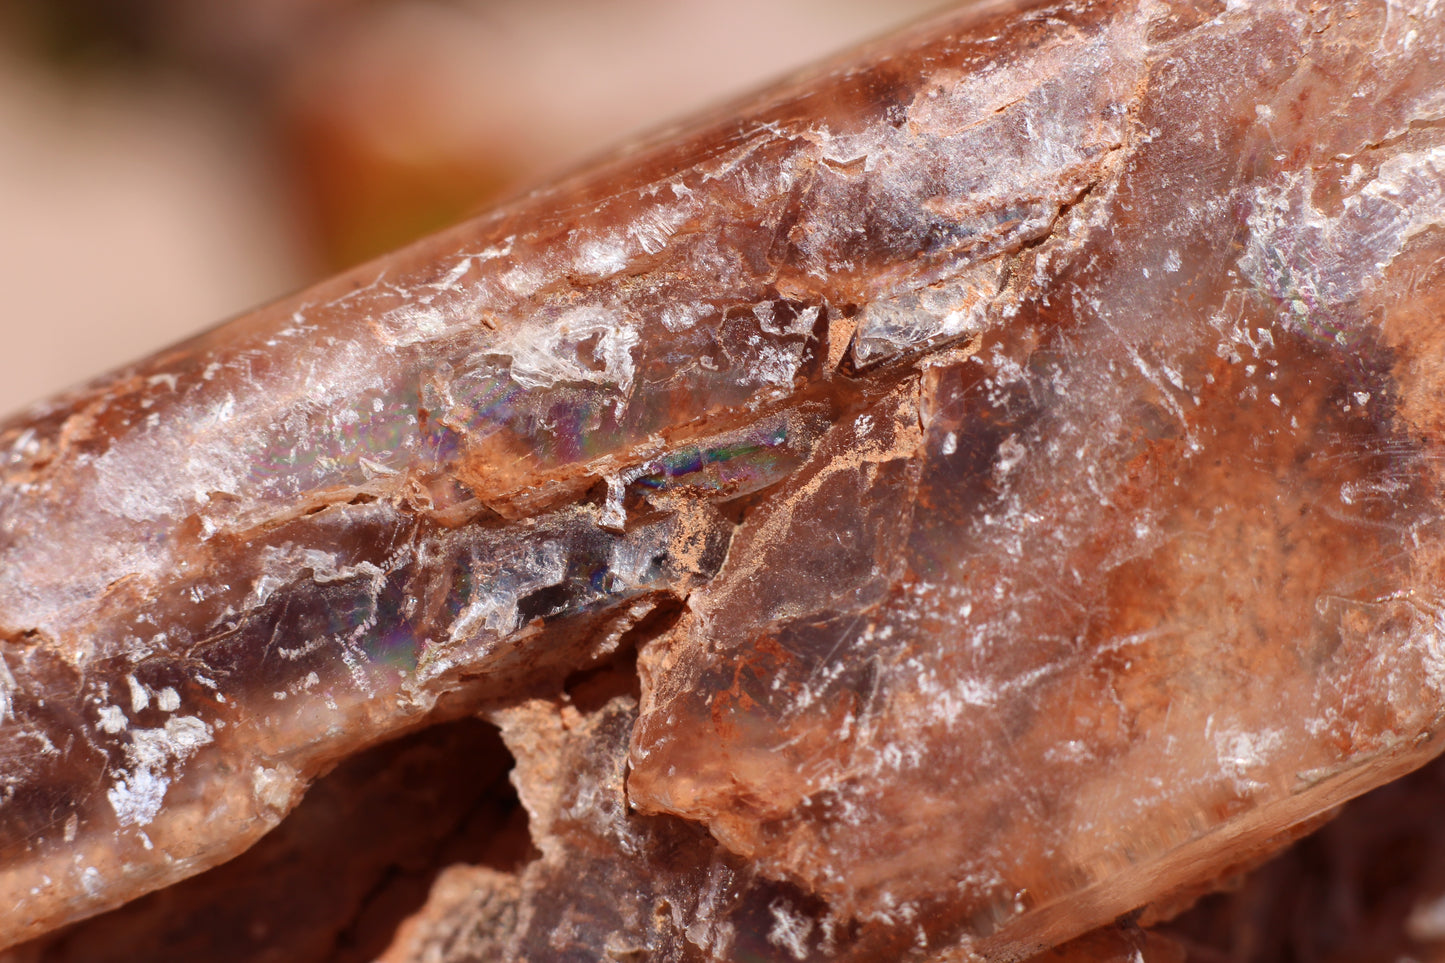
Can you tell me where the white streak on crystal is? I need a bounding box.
[0,658,13,725]
[126,675,149,714]
[1242,145,1445,331]
[599,476,628,532]
[576,239,629,277]
[449,540,568,643]
[501,307,640,395]
[659,302,708,332]
[767,899,814,960]
[106,716,213,827]
[97,705,127,734]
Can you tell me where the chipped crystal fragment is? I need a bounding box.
[2,0,1445,958]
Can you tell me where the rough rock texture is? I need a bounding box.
[1,0,1444,958]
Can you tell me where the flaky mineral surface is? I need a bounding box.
[2,0,1445,958]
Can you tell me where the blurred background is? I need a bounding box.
[0,0,941,415]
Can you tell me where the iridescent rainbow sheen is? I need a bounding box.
[633,418,801,497]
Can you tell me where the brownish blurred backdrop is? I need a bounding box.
[0,0,941,415]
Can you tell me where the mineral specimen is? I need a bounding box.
[1159,748,1445,961]
[2,0,1444,958]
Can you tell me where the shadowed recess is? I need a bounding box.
[10,717,533,963]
